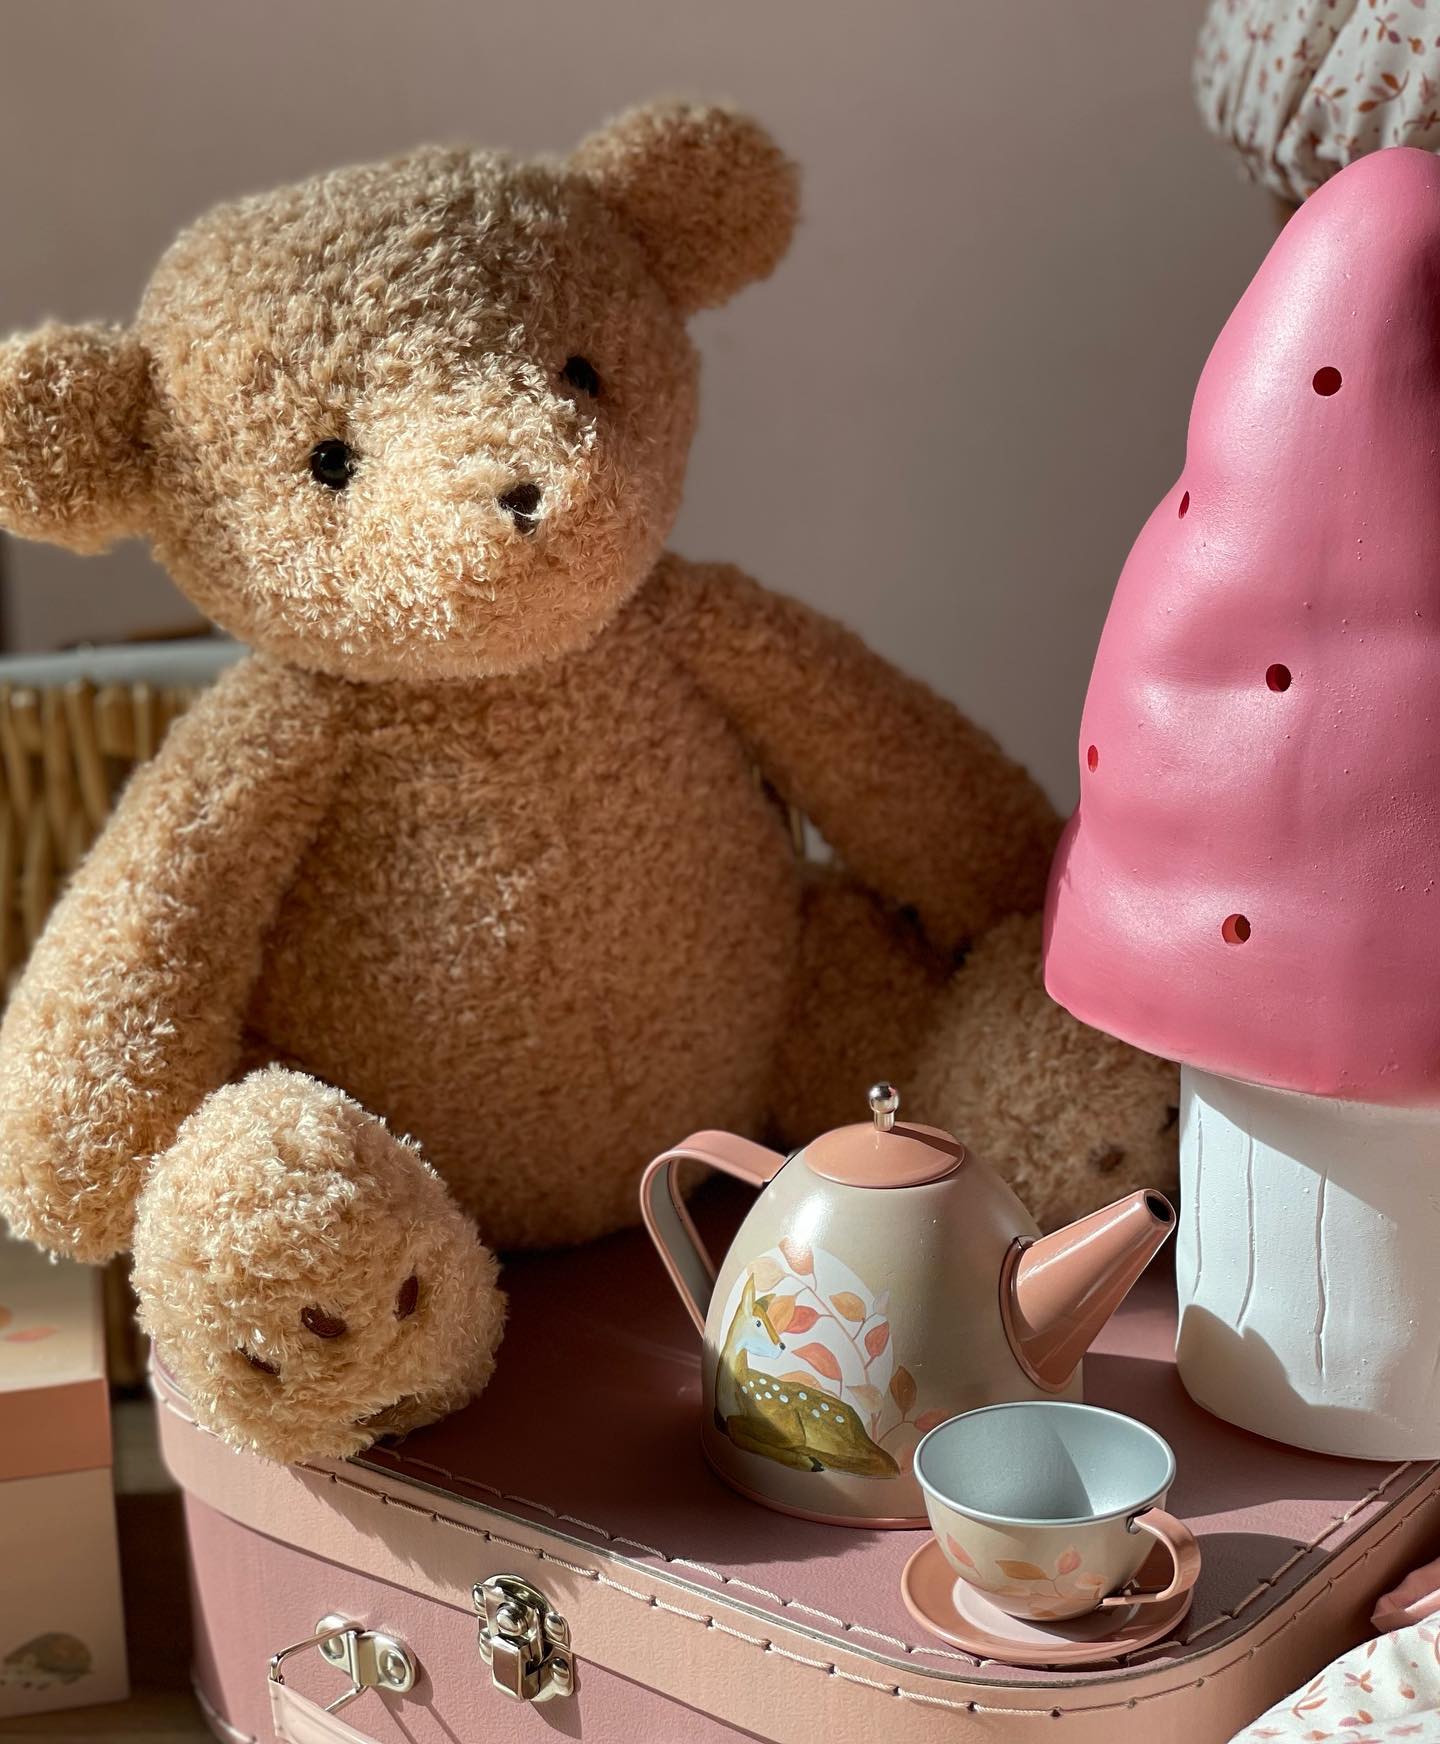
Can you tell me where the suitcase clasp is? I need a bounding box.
[474,1574,574,1704]
[268,1614,417,1716]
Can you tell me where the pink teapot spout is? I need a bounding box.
[1003,1190,1176,1390]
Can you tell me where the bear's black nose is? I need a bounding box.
[498,482,543,532]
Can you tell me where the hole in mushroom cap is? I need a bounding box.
[1313,367,1342,396]
[1222,913,1251,945]
[1086,745,1099,772]
[1266,663,1292,692]
[1178,491,1190,518]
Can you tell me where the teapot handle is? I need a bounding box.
[640,1132,787,1335]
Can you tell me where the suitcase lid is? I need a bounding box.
[358,1185,1433,1688]
[156,1184,1440,1733]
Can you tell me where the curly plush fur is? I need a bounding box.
[134,1071,501,1461]
[0,101,1176,1462]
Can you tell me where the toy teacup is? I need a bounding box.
[914,1401,1200,1622]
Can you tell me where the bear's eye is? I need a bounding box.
[561,355,601,398]
[308,440,356,490]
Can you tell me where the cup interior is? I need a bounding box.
[914,1402,1174,1526]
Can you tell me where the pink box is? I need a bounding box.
[0,1232,127,1718]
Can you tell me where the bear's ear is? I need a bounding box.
[0,323,152,553]
[571,101,798,315]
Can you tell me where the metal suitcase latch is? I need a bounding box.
[268,1614,416,1716]
[473,1574,574,1704]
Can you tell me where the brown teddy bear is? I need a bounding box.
[0,102,1177,1462]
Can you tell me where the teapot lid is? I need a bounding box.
[802,1084,965,1189]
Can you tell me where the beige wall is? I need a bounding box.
[0,0,1274,806]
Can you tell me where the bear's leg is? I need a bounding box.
[133,1065,503,1462]
[906,912,1179,1230]
[778,884,1178,1230]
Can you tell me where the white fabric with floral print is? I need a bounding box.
[1195,0,1440,203]
[1231,1623,1440,1740]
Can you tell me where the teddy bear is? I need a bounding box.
[0,101,1177,1463]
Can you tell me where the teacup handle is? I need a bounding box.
[1100,1507,1201,1609]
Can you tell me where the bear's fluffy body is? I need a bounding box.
[0,103,1176,1461]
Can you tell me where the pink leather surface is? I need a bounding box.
[1044,145,1440,1100]
[188,1495,765,1743]
[356,1185,1440,1689]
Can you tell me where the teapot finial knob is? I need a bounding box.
[868,1082,900,1132]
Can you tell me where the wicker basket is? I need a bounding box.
[0,642,240,987]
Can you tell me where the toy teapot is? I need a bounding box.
[641,1085,1176,1527]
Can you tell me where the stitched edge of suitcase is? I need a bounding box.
[154,1375,1440,1718]
[359,1444,1428,1654]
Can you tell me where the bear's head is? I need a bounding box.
[0,103,796,681]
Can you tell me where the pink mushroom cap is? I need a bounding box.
[1044,147,1440,1103]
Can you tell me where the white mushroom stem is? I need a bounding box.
[1177,1066,1440,1459]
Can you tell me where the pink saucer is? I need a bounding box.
[900,1538,1194,1669]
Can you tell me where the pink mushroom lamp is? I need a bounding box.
[1045,146,1440,1459]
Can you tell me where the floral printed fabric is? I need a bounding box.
[1230,1626,1440,1740]
[1195,0,1440,202]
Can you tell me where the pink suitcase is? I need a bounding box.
[158,1186,1440,1744]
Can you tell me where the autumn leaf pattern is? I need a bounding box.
[778,1237,813,1275]
[945,1535,976,1570]
[766,1295,818,1337]
[735,1239,947,1460]
[997,1560,1048,1581]
[748,1256,785,1293]
[792,1341,842,1383]
[946,1543,1109,1618]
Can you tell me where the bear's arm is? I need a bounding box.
[0,655,352,1262]
[643,556,1061,955]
